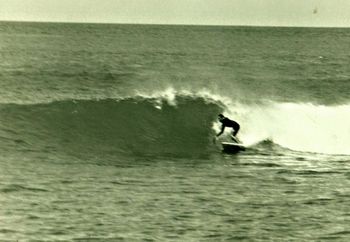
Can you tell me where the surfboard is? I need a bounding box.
[221,142,246,153]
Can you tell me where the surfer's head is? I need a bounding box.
[218,114,225,122]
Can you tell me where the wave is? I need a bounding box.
[0,94,223,160]
[1,89,350,160]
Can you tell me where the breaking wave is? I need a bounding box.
[1,89,350,161]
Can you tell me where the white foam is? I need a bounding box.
[224,102,350,155]
[134,86,230,109]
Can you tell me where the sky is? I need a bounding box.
[0,0,350,27]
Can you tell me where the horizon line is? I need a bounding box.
[1,19,349,29]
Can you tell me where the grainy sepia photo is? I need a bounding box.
[1,0,349,241]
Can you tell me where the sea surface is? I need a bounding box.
[0,21,350,241]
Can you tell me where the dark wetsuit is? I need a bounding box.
[221,118,240,136]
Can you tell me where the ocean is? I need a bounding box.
[0,21,349,241]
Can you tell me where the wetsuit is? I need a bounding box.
[221,118,240,136]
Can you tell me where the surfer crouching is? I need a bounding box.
[215,114,240,143]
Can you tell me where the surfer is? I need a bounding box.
[215,114,240,143]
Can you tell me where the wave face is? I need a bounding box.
[0,96,222,160]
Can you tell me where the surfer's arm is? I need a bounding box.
[216,125,225,137]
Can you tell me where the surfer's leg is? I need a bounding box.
[231,126,240,143]
[232,125,240,136]
[230,135,237,141]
